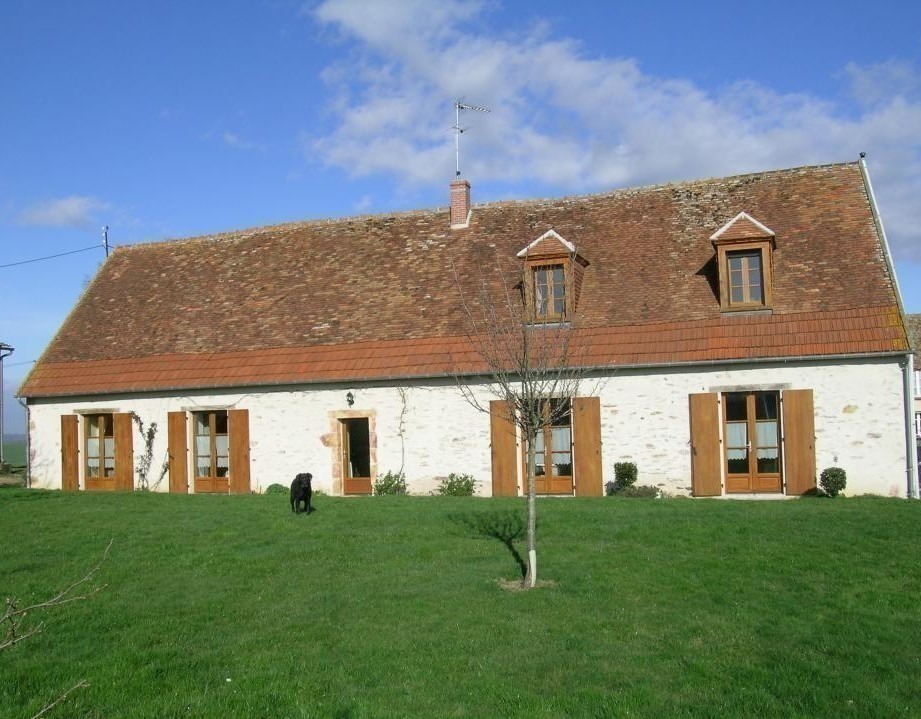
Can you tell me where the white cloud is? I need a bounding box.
[307,0,921,261]
[221,131,259,151]
[202,130,261,151]
[17,196,110,228]
[844,60,921,108]
[353,195,374,213]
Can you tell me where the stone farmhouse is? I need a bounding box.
[18,158,917,498]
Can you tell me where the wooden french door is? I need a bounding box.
[341,417,372,495]
[532,399,573,495]
[194,410,230,493]
[723,391,782,493]
[84,413,117,491]
[83,413,133,491]
[181,409,248,494]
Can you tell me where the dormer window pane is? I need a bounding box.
[533,263,566,321]
[728,251,763,306]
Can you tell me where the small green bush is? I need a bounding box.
[265,483,288,495]
[820,467,847,498]
[618,485,660,498]
[613,462,638,490]
[435,473,477,496]
[606,463,657,498]
[374,470,407,496]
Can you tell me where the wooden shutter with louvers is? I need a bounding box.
[782,389,816,495]
[572,396,602,496]
[490,400,518,496]
[168,411,189,494]
[689,393,722,497]
[61,415,79,491]
[228,409,251,494]
[113,413,134,491]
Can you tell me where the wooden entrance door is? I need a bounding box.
[342,418,372,495]
[724,392,782,493]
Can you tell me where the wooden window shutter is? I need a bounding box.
[489,400,518,496]
[572,396,602,496]
[228,409,251,494]
[689,393,722,497]
[113,413,135,491]
[782,389,816,495]
[61,415,80,491]
[167,411,189,494]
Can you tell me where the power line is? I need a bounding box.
[0,244,101,269]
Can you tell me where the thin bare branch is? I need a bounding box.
[30,680,90,719]
[2,539,112,652]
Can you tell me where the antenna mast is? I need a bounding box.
[102,225,110,258]
[453,99,490,177]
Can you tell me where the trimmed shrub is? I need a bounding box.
[265,483,288,495]
[820,467,847,498]
[374,470,407,496]
[613,462,638,490]
[435,473,477,496]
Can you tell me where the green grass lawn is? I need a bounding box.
[2,491,921,718]
[1,438,25,466]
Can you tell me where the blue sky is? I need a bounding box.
[2,0,920,437]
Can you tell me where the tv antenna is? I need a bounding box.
[453,99,490,177]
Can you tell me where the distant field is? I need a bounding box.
[2,492,921,718]
[1,437,25,467]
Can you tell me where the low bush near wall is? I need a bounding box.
[607,462,652,497]
[264,483,288,495]
[435,473,477,496]
[613,462,638,490]
[374,470,407,495]
[618,485,660,498]
[606,483,661,498]
[820,467,847,497]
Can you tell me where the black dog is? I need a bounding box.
[290,472,314,514]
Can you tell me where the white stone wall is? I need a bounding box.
[597,358,909,497]
[25,356,911,497]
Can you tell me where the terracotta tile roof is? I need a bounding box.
[19,161,910,398]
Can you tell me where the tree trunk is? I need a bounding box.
[524,428,538,588]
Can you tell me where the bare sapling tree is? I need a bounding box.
[3,539,112,718]
[454,254,591,588]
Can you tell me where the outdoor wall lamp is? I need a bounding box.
[346,391,355,407]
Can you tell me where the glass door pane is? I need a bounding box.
[724,393,749,475]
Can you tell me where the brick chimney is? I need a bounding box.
[450,178,471,229]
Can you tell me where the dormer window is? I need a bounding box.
[517,230,589,324]
[711,212,775,312]
[532,263,567,321]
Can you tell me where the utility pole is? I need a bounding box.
[102,226,110,258]
[0,342,14,466]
